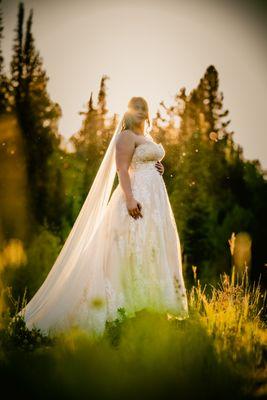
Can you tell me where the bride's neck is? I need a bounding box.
[132,123,145,136]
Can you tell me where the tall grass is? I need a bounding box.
[0,265,266,400]
[190,265,267,365]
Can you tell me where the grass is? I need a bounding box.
[0,265,266,400]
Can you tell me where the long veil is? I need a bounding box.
[20,116,124,325]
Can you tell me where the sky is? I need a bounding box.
[1,0,267,169]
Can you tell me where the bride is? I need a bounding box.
[19,96,189,337]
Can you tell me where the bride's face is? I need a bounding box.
[131,102,148,125]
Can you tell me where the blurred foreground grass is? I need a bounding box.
[0,266,266,400]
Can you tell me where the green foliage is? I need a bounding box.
[156,66,267,286]
[0,268,266,399]
[0,286,53,351]
[1,1,266,287]
[0,310,53,352]
[70,77,118,201]
[8,2,62,229]
[8,226,62,302]
[190,266,267,364]
[0,2,11,114]
[104,307,128,346]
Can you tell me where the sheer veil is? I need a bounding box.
[20,116,124,323]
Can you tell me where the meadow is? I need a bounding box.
[0,265,266,400]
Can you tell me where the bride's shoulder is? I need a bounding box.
[116,129,135,148]
[119,129,133,136]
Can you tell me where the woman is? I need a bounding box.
[20,96,189,337]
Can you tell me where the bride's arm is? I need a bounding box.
[115,131,143,219]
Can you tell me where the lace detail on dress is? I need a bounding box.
[104,277,125,320]
[131,140,165,169]
[70,136,189,331]
[21,129,188,338]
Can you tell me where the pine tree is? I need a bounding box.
[10,2,24,110]
[0,1,31,244]
[71,92,98,157]
[0,1,11,114]
[166,65,262,282]
[10,3,63,229]
[70,75,114,197]
[151,67,237,280]
[96,75,113,153]
[97,74,109,128]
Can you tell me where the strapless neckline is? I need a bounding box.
[135,140,151,149]
[134,140,162,152]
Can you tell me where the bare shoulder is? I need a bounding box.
[116,129,135,150]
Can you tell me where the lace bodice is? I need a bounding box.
[130,136,165,171]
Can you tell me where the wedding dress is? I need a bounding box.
[20,117,189,337]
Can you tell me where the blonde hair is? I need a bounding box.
[121,97,151,135]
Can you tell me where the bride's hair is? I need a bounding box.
[121,97,151,135]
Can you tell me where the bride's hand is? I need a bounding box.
[155,161,164,175]
[126,197,143,219]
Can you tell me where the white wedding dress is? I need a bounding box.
[21,132,189,337]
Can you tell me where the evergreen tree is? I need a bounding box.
[174,67,244,280]
[157,65,266,286]
[97,75,109,129]
[70,75,114,198]
[71,92,98,157]
[70,91,100,196]
[96,74,113,153]
[10,3,63,229]
[0,1,11,114]
[10,2,24,110]
[152,66,247,281]
[0,1,30,244]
